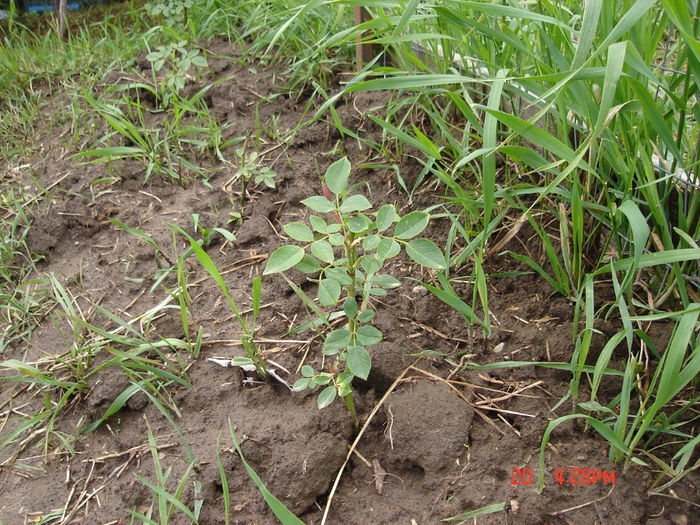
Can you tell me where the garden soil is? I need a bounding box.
[0,37,697,525]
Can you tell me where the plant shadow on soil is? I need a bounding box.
[0,37,697,525]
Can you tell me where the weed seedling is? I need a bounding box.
[145,39,208,109]
[145,0,193,28]
[264,157,445,426]
[174,226,268,378]
[234,141,277,204]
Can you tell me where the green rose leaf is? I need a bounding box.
[361,253,381,274]
[284,222,314,242]
[301,365,315,377]
[264,245,305,274]
[343,297,358,319]
[302,196,336,213]
[295,254,322,274]
[357,309,375,323]
[347,214,372,233]
[317,385,337,409]
[337,371,354,384]
[309,215,328,234]
[406,238,446,269]
[340,194,372,213]
[323,329,351,354]
[394,211,429,239]
[347,346,371,380]
[292,377,310,391]
[191,55,208,68]
[324,157,351,195]
[377,238,401,260]
[337,380,352,397]
[315,374,332,385]
[318,278,341,306]
[325,267,352,286]
[328,233,344,246]
[375,204,398,232]
[363,234,381,251]
[311,240,334,264]
[370,274,401,289]
[356,325,383,346]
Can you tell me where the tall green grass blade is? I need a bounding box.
[216,434,231,525]
[538,413,631,493]
[572,0,602,69]
[624,306,700,462]
[482,69,507,236]
[171,225,243,323]
[443,501,506,521]
[228,420,305,525]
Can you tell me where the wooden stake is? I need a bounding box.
[354,6,375,71]
[57,0,68,41]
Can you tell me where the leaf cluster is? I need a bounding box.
[145,40,208,108]
[264,157,444,411]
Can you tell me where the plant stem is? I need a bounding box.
[345,393,359,429]
[345,231,357,334]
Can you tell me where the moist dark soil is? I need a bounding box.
[0,35,697,525]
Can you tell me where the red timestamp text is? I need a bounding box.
[510,467,615,486]
[555,467,615,486]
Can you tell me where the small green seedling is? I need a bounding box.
[234,143,277,204]
[145,0,193,27]
[173,226,268,378]
[145,40,208,108]
[263,157,444,426]
[191,213,236,247]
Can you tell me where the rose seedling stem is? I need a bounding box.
[264,157,446,425]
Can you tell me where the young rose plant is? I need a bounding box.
[263,157,445,425]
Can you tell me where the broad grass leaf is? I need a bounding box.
[406,239,446,269]
[571,0,602,68]
[264,246,305,274]
[82,383,141,433]
[228,421,305,524]
[482,68,508,236]
[443,502,506,521]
